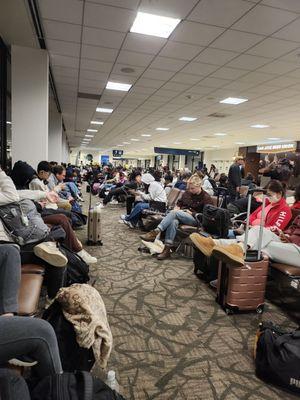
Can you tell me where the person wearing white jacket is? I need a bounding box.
[121,171,167,228]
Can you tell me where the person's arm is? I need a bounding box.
[18,189,47,201]
[249,205,260,225]
[270,208,292,231]
[0,170,20,205]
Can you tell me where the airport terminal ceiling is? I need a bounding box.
[2,0,300,157]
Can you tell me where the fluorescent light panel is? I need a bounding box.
[179,117,197,122]
[91,121,104,125]
[251,124,270,128]
[106,81,132,92]
[214,133,227,136]
[87,129,98,132]
[141,134,151,137]
[190,138,200,141]
[220,97,248,105]
[156,127,169,131]
[268,137,281,141]
[85,135,94,138]
[131,138,139,141]
[130,12,180,39]
[96,107,113,113]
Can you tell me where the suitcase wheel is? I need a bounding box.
[256,305,264,314]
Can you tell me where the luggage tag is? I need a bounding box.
[21,215,29,226]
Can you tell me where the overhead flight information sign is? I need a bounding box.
[154,147,200,156]
[256,142,296,153]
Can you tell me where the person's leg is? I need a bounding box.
[126,195,135,215]
[126,202,149,225]
[237,226,280,250]
[0,316,62,377]
[164,211,197,245]
[264,242,300,267]
[0,245,21,316]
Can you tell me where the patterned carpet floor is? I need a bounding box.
[77,196,299,400]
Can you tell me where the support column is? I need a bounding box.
[179,155,186,170]
[61,132,69,163]
[11,45,49,169]
[48,106,62,162]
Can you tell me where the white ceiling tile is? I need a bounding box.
[50,54,80,68]
[80,58,113,73]
[80,70,109,81]
[199,76,231,88]
[257,60,297,74]
[185,86,214,95]
[232,5,297,36]
[40,0,83,24]
[86,0,139,9]
[136,77,165,89]
[142,69,174,80]
[159,42,203,60]
[227,54,270,70]
[265,75,298,87]
[211,67,248,80]
[123,33,167,54]
[237,71,271,84]
[43,20,82,42]
[79,78,105,90]
[81,45,118,62]
[55,75,78,85]
[262,0,300,13]
[84,3,136,32]
[181,62,219,76]
[171,73,201,84]
[170,21,224,46]
[287,69,300,79]
[194,48,238,65]
[150,56,187,72]
[273,19,300,42]
[162,82,190,92]
[211,29,264,52]
[139,0,199,19]
[52,66,79,77]
[82,27,125,48]
[78,85,102,95]
[46,39,80,58]
[247,37,299,58]
[188,0,253,27]
[117,50,154,67]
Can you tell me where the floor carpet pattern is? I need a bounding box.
[77,198,298,400]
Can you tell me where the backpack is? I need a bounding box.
[201,204,230,238]
[0,199,50,245]
[0,368,31,400]
[29,371,126,400]
[59,244,90,286]
[255,321,300,394]
[43,301,95,372]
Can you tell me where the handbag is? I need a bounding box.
[149,200,166,213]
[201,204,230,238]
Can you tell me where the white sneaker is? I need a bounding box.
[77,249,97,264]
[95,202,105,209]
[110,199,119,205]
[120,214,128,221]
[34,242,68,267]
[123,220,135,229]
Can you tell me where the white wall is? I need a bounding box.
[48,107,62,162]
[61,132,70,163]
[11,45,49,168]
[204,148,238,174]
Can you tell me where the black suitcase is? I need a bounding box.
[193,248,218,282]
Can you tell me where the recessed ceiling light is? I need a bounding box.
[268,137,281,141]
[212,145,220,148]
[220,97,248,105]
[85,134,94,138]
[251,124,270,129]
[106,81,132,92]
[190,138,200,141]
[91,121,104,125]
[123,142,130,144]
[141,134,151,137]
[96,107,113,113]
[235,142,245,145]
[214,133,227,136]
[130,11,181,39]
[179,117,197,122]
[173,142,182,144]
[131,138,139,141]
[156,127,169,131]
[87,129,98,132]
[117,144,124,147]
[121,67,135,74]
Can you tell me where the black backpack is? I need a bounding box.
[255,321,300,395]
[43,301,95,372]
[59,244,90,286]
[201,205,230,238]
[29,371,126,400]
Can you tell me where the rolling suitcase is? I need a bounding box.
[87,188,103,246]
[216,191,269,314]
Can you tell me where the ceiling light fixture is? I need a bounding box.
[220,97,248,105]
[141,134,151,137]
[156,127,169,131]
[173,142,182,145]
[251,124,270,129]
[130,11,181,39]
[87,129,98,132]
[235,142,245,145]
[179,117,197,122]
[123,142,130,144]
[268,137,281,141]
[85,134,94,138]
[91,121,104,125]
[117,144,124,147]
[190,138,200,141]
[131,138,139,141]
[106,81,132,92]
[96,107,113,113]
[214,133,227,136]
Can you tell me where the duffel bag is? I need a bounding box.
[201,205,230,238]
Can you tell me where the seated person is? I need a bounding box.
[121,171,167,228]
[292,183,300,210]
[218,173,228,188]
[190,213,300,268]
[48,165,82,202]
[164,174,173,196]
[174,172,192,190]
[242,172,256,189]
[231,180,292,237]
[140,174,213,260]
[227,192,262,217]
[196,171,215,196]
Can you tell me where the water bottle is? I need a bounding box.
[106,370,119,392]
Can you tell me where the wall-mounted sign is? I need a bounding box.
[100,155,109,165]
[154,147,200,156]
[112,149,124,157]
[256,142,297,154]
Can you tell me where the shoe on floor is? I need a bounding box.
[34,242,68,267]
[140,230,159,242]
[120,214,128,221]
[110,199,119,205]
[123,220,135,229]
[8,358,38,367]
[190,233,215,257]
[212,244,244,268]
[77,249,97,264]
[157,245,172,260]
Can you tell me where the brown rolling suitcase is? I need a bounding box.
[87,188,103,246]
[216,191,269,314]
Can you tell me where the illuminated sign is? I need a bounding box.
[256,142,296,153]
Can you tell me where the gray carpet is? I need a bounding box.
[77,197,299,400]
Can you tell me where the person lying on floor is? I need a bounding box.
[190,213,300,268]
[120,170,167,229]
[140,174,213,260]
[229,180,292,238]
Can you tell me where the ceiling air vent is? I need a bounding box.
[78,92,101,101]
[207,112,229,118]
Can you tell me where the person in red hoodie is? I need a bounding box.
[292,183,300,210]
